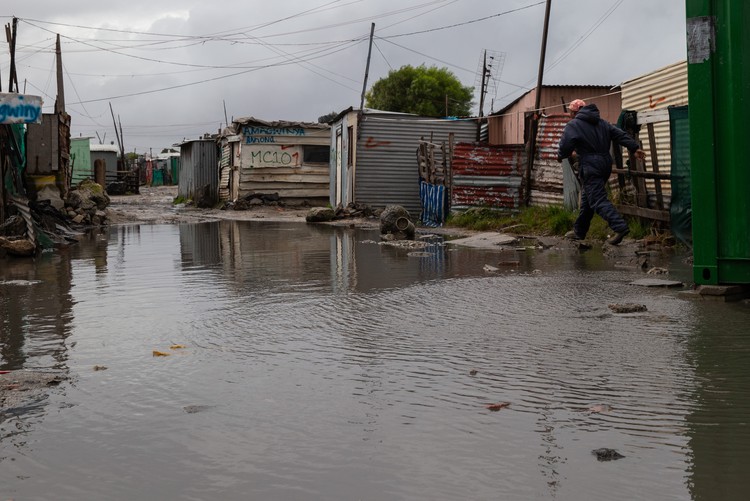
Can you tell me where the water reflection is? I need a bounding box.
[0,252,73,370]
[686,302,750,501]
[1,220,749,500]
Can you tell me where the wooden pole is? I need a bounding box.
[359,23,375,112]
[524,0,552,207]
[55,34,65,113]
[478,50,487,118]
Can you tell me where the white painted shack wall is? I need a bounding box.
[329,110,358,208]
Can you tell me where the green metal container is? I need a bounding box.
[686,0,750,284]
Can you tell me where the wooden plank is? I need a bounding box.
[240,166,329,176]
[636,108,670,125]
[241,173,330,183]
[629,149,648,208]
[612,168,671,180]
[646,123,664,210]
[238,186,329,198]
[616,204,670,222]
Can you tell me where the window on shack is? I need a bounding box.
[303,145,330,164]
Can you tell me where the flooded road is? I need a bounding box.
[2,221,749,500]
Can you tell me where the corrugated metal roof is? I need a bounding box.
[231,116,329,130]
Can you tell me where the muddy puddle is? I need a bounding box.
[2,221,750,500]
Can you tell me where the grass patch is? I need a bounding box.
[173,195,187,205]
[447,206,576,236]
[447,205,663,241]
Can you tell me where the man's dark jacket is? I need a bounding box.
[557,104,640,174]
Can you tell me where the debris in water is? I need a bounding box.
[486,402,511,412]
[469,369,478,376]
[587,403,613,413]
[483,264,499,273]
[170,344,186,350]
[608,303,647,313]
[183,405,212,414]
[152,350,171,357]
[592,448,625,461]
[93,365,108,371]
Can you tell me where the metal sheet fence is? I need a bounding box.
[450,143,524,210]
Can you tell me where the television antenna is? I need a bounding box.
[474,49,506,117]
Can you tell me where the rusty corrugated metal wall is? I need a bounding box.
[531,115,568,206]
[621,60,687,198]
[451,143,524,210]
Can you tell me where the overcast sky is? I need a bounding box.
[3,0,687,155]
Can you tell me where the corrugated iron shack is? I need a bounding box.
[329,108,477,216]
[219,117,330,206]
[89,143,119,187]
[488,85,622,146]
[621,60,687,202]
[178,139,219,205]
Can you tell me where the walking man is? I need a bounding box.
[557,99,646,245]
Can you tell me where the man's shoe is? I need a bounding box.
[606,229,629,245]
[565,230,582,240]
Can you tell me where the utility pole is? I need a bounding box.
[55,34,65,113]
[359,23,375,112]
[524,0,552,206]
[478,50,488,118]
[110,102,123,161]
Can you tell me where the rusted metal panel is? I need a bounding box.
[531,114,568,205]
[451,143,524,210]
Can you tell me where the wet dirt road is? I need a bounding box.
[2,215,749,500]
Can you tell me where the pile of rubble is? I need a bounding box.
[0,179,111,257]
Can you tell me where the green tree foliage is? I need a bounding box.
[365,65,474,117]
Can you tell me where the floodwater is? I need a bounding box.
[1,221,749,501]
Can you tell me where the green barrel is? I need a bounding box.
[686,0,750,284]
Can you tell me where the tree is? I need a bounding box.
[365,65,474,117]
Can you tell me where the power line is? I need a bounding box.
[379,1,546,38]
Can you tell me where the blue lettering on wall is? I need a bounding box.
[246,136,276,144]
[243,126,306,137]
[0,94,43,124]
